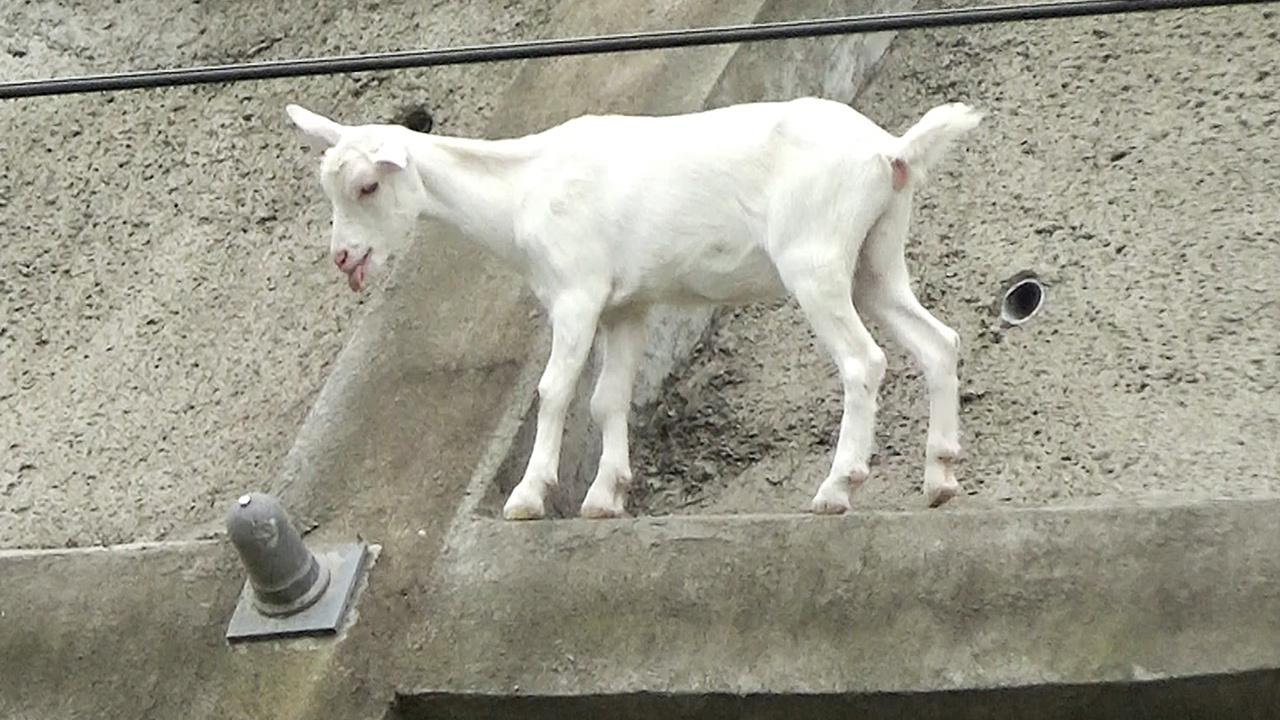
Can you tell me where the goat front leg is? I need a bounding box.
[580,306,649,519]
[503,294,603,520]
[855,203,963,507]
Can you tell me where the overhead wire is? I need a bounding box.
[0,0,1273,98]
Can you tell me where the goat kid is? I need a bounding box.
[286,97,982,520]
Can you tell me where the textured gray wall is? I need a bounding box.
[0,0,552,547]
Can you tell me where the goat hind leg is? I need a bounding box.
[855,202,963,507]
[503,294,603,520]
[780,260,887,515]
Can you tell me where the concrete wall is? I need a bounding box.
[0,0,550,548]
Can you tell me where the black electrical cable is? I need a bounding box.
[0,0,1273,99]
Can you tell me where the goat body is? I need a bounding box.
[287,97,982,520]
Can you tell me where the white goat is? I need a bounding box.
[286,97,981,520]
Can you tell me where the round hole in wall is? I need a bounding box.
[392,103,434,134]
[999,272,1045,326]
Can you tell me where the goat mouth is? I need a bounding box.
[345,251,372,292]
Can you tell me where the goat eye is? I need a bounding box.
[358,181,379,198]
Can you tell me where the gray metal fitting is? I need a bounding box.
[227,492,330,616]
[224,492,369,642]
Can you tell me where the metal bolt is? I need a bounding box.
[226,492,330,617]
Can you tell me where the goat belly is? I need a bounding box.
[667,242,785,304]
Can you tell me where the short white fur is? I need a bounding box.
[286,97,982,520]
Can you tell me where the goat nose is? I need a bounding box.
[333,249,348,268]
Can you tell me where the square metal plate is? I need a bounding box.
[226,541,369,642]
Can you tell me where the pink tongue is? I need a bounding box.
[348,262,365,292]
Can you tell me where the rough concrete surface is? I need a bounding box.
[629,2,1280,516]
[0,0,552,548]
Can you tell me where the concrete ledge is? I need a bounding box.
[411,498,1280,715]
[6,499,1278,718]
[0,541,351,719]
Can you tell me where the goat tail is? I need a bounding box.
[887,102,983,190]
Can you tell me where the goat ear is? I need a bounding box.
[370,141,408,172]
[285,104,344,151]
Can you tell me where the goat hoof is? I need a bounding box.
[580,485,627,519]
[923,461,961,508]
[810,490,851,515]
[502,502,545,521]
[502,484,547,521]
[580,501,625,519]
[503,501,546,521]
[925,481,960,508]
[811,472,861,515]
